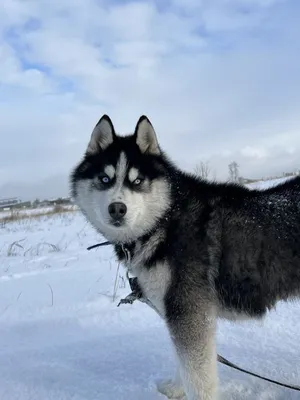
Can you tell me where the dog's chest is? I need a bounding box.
[136,261,171,317]
[125,240,172,317]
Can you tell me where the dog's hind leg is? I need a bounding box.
[167,299,218,400]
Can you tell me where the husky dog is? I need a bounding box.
[70,115,300,400]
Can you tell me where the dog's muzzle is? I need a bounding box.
[108,202,127,226]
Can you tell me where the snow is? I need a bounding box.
[247,176,294,190]
[0,182,300,399]
[0,204,76,218]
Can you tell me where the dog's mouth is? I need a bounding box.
[110,219,124,227]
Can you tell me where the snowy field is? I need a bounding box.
[0,204,77,218]
[0,179,299,399]
[247,176,295,190]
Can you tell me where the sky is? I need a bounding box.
[0,0,300,200]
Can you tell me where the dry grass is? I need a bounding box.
[0,205,77,226]
[7,238,25,256]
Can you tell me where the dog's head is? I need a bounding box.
[71,115,172,243]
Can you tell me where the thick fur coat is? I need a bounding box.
[71,115,300,400]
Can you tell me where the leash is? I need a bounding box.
[217,355,300,391]
[87,241,111,250]
[88,241,300,392]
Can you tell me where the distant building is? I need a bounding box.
[0,197,32,210]
[0,197,20,209]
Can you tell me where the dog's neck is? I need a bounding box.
[113,223,167,273]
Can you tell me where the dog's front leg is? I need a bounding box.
[167,299,218,400]
[156,361,186,399]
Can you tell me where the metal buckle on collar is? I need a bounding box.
[121,244,131,265]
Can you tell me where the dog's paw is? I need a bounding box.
[156,379,186,399]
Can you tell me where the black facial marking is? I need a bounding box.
[71,134,171,190]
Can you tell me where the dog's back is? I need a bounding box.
[215,176,300,317]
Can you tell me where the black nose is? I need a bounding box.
[108,202,127,220]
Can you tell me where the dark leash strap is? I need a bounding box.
[88,241,300,392]
[217,354,300,391]
[87,241,111,251]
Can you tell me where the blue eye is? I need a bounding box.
[101,176,110,184]
[133,177,143,185]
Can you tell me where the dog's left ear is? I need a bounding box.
[134,116,160,155]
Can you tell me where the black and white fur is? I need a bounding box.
[71,115,300,400]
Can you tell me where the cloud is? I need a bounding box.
[0,0,299,199]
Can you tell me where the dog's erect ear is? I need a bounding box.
[86,115,115,154]
[134,116,160,155]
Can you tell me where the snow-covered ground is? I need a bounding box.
[0,180,299,399]
[247,176,294,190]
[0,204,76,218]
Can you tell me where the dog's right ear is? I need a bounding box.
[86,115,115,154]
